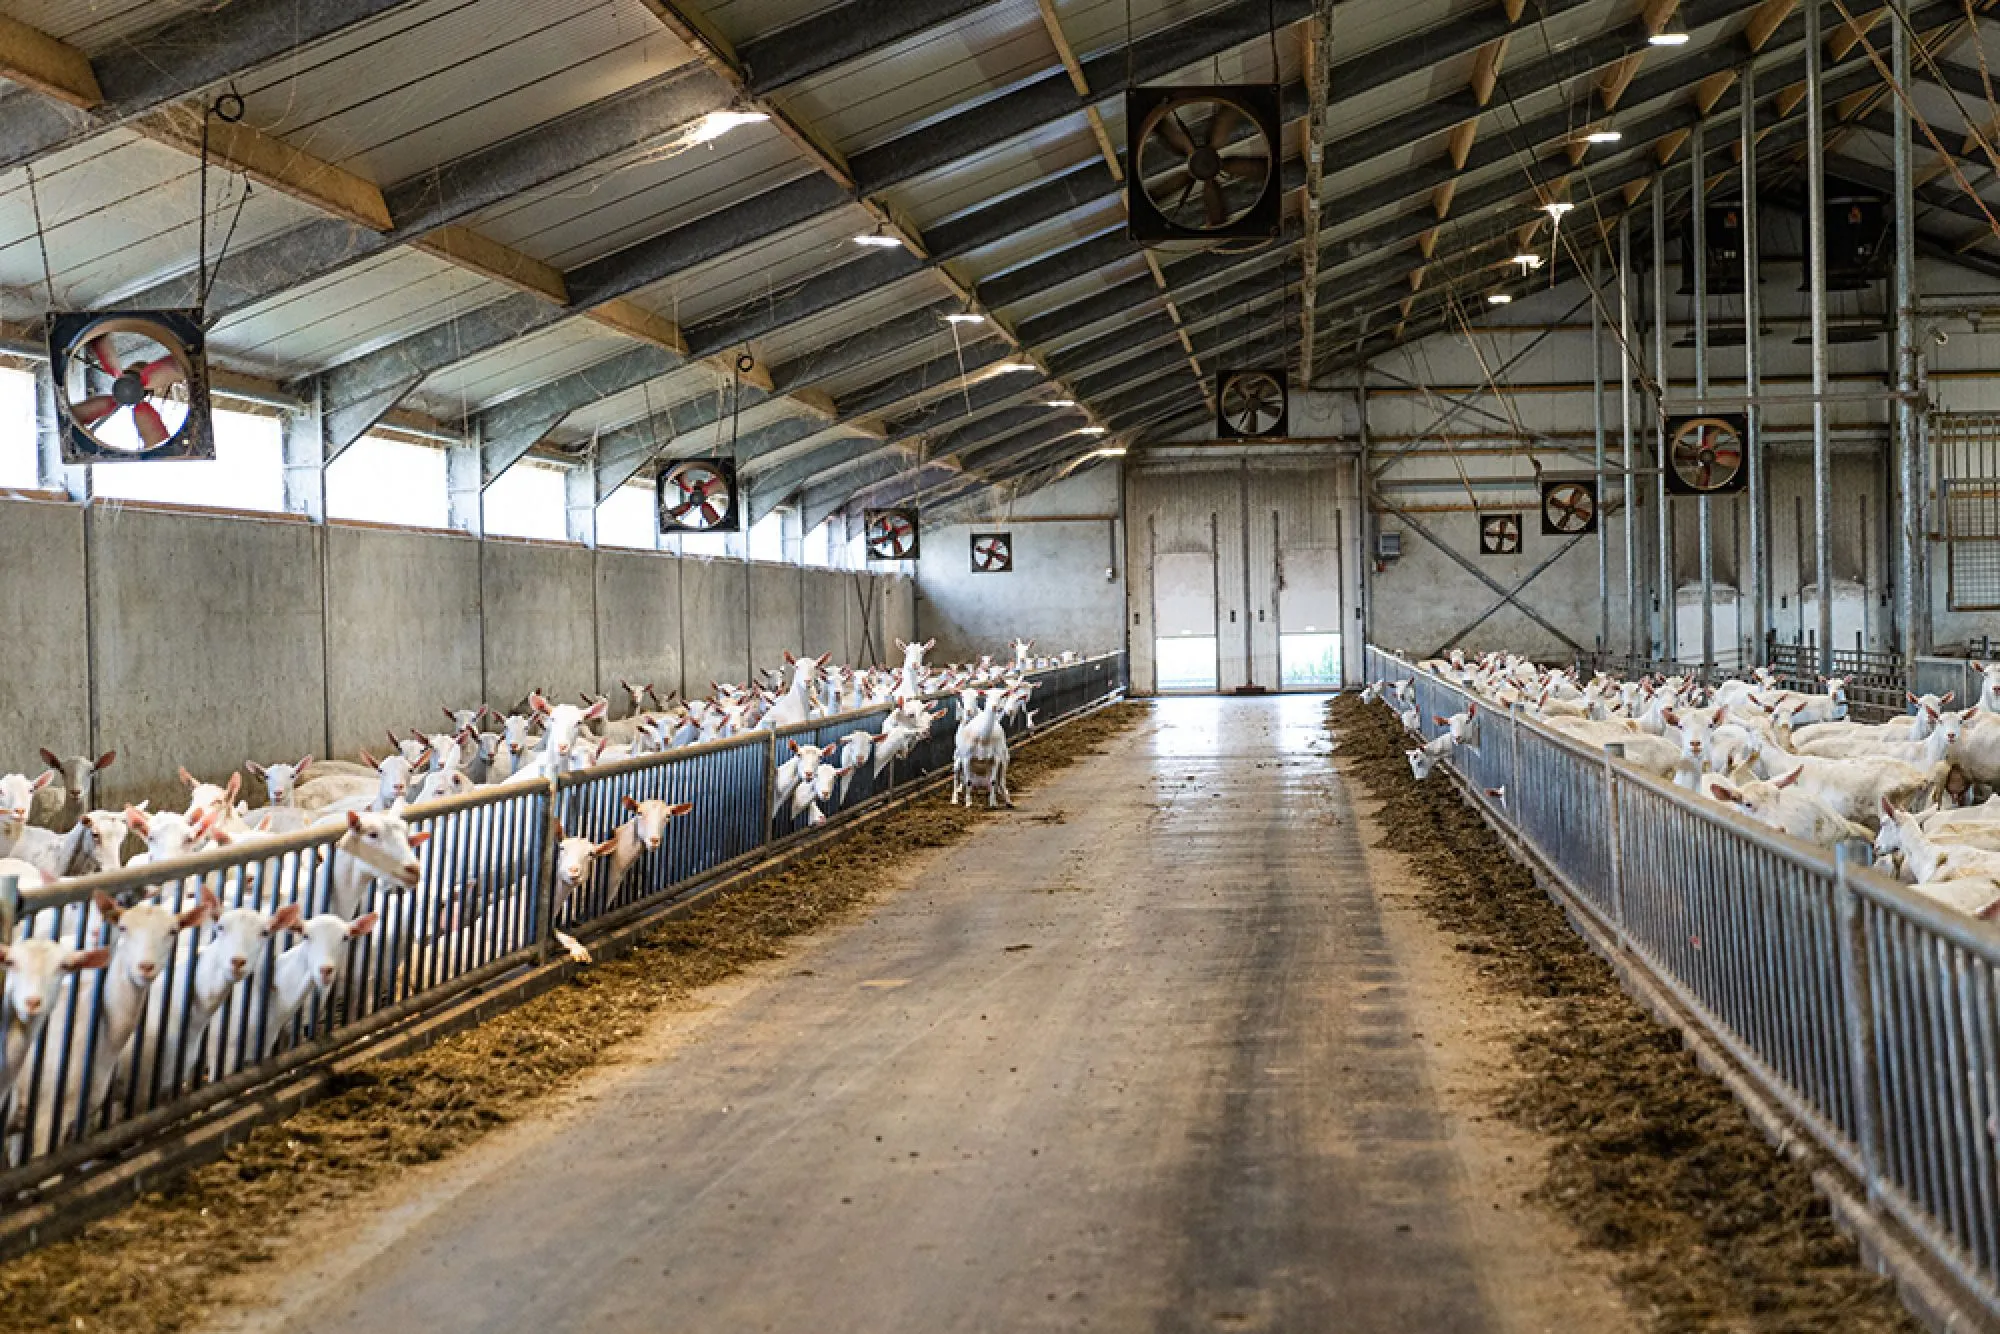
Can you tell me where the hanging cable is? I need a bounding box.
[24,165,57,310]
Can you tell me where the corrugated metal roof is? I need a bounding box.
[0,131,322,319]
[412,322,638,417]
[630,202,880,328]
[233,0,691,185]
[5,0,208,50]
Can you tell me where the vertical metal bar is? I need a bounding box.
[1806,0,1834,676]
[1654,182,1674,660]
[1742,59,1766,667]
[1593,247,1610,652]
[1894,9,1922,666]
[1693,123,1715,673]
[1620,215,1640,658]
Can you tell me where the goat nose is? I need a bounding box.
[21,997,40,1015]
[136,962,158,980]
[319,965,336,984]
[232,957,248,975]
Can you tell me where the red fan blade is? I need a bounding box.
[133,401,171,448]
[138,355,184,393]
[699,501,722,525]
[86,335,121,376]
[1203,181,1227,228]
[71,395,119,425]
[1207,102,1242,147]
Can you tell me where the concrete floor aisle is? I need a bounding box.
[227,698,1584,1334]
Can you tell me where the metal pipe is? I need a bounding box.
[1621,213,1640,657]
[1894,10,1922,664]
[1593,247,1610,652]
[1742,59,1767,668]
[1807,0,1834,676]
[1654,183,1674,661]
[1694,122,1715,672]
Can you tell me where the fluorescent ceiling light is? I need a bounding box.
[690,110,769,144]
[1044,398,1078,407]
[1648,30,1690,45]
[852,233,903,247]
[1079,425,1109,435]
[1542,200,1575,219]
[944,313,985,324]
[1488,292,1514,305]
[1584,130,1622,143]
[1511,252,1544,269]
[992,361,1035,373]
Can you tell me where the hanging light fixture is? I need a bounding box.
[1583,129,1622,144]
[1488,292,1514,305]
[991,361,1036,373]
[690,110,769,144]
[944,313,985,324]
[1511,252,1545,271]
[1044,398,1078,407]
[1648,28,1690,45]
[1542,200,1575,221]
[852,230,902,248]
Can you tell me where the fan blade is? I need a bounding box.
[1171,179,1199,223]
[71,395,120,425]
[1207,102,1242,147]
[1203,180,1227,228]
[132,401,171,448]
[699,501,723,525]
[138,355,184,393]
[1158,111,1197,157]
[86,335,121,376]
[1220,154,1268,182]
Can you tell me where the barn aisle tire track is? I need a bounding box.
[1328,694,1920,1334]
[0,704,1146,1334]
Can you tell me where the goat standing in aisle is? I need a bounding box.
[951,690,1011,808]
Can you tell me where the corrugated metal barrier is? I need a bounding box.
[1364,645,2000,1324]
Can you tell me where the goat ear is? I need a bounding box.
[95,751,115,770]
[246,761,267,778]
[359,748,379,768]
[583,700,607,721]
[346,810,363,832]
[38,748,60,770]
[178,766,197,789]
[1775,768,1802,789]
[123,806,150,835]
[349,912,378,937]
[408,831,432,847]
[298,755,313,772]
[225,772,241,801]
[65,947,110,972]
[271,903,304,932]
[28,771,53,793]
[595,837,621,857]
[669,802,693,816]
[621,795,640,813]
[553,819,566,842]
[93,890,121,923]
[530,692,551,716]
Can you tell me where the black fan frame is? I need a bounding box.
[864,507,922,562]
[1215,366,1289,440]
[656,457,742,533]
[970,531,1014,574]
[1479,512,1524,556]
[1539,478,1600,536]
[1126,84,1282,245]
[46,308,214,464]
[1664,413,1751,496]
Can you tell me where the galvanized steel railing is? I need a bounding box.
[1365,645,2000,1323]
[0,653,1125,1195]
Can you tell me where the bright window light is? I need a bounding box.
[598,483,660,550]
[679,529,733,558]
[0,366,37,490]
[749,508,786,562]
[484,459,568,542]
[94,405,284,512]
[803,517,834,567]
[327,434,448,528]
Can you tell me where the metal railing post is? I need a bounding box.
[533,780,561,963]
[1834,846,1884,1209]
[1604,746,1627,937]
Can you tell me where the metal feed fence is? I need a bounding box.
[0,654,1125,1196]
[1363,645,2000,1322]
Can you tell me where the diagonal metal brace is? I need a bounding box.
[1376,497,1590,657]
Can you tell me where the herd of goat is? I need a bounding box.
[1367,650,2000,921]
[0,637,1072,1158]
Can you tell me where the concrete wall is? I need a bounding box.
[913,468,1126,664]
[0,498,914,810]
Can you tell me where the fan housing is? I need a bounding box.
[1539,478,1599,536]
[47,310,213,463]
[1216,367,1288,440]
[656,458,741,533]
[971,531,1013,573]
[1127,85,1281,247]
[865,507,921,561]
[1665,414,1749,495]
[1479,512,1523,555]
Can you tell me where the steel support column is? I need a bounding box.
[1743,58,1767,667]
[1654,183,1674,660]
[1694,123,1715,672]
[1807,0,1834,674]
[1592,247,1610,652]
[1620,214,1640,658]
[1894,8,1924,662]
